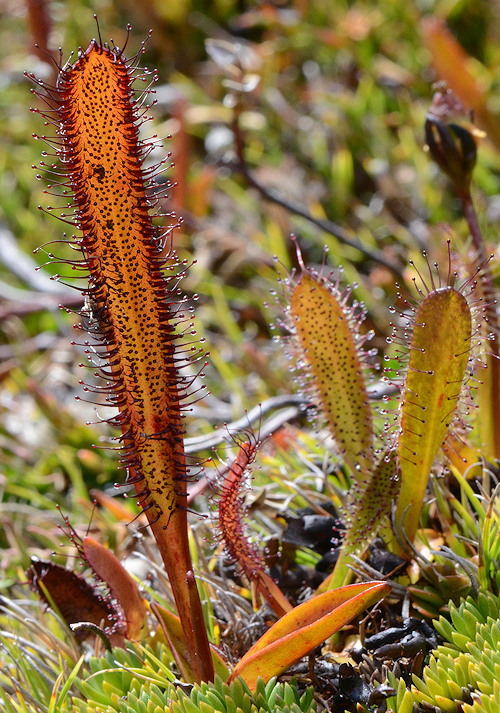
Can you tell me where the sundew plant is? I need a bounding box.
[1,6,499,713]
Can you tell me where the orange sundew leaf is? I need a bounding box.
[54,43,188,526]
[31,38,213,682]
[82,537,147,641]
[229,581,390,689]
[290,272,374,478]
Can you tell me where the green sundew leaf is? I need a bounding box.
[396,287,472,547]
[322,450,399,589]
[290,273,373,477]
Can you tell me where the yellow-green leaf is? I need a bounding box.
[290,272,373,477]
[396,287,471,546]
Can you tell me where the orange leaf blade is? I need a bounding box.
[229,581,390,689]
[83,536,147,640]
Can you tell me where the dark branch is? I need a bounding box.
[230,115,405,280]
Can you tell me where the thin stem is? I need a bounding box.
[459,189,500,459]
[148,508,215,682]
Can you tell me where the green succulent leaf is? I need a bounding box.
[167,676,316,713]
[410,591,500,713]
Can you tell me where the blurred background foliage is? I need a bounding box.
[1,0,500,582]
